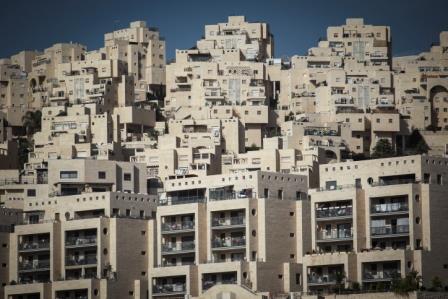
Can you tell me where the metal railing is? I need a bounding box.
[162,221,195,232]
[308,274,340,284]
[65,256,97,266]
[209,192,253,201]
[317,229,353,241]
[19,241,50,251]
[153,283,186,294]
[161,241,195,253]
[159,196,206,206]
[370,179,418,187]
[212,216,245,227]
[65,236,97,246]
[316,207,352,218]
[316,184,358,192]
[203,279,237,290]
[212,237,246,248]
[363,270,400,280]
[371,225,409,236]
[18,260,50,271]
[371,202,408,214]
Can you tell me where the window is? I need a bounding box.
[123,173,131,181]
[60,171,78,179]
[295,273,301,285]
[98,171,106,179]
[27,189,36,197]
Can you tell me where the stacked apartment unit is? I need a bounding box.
[0,16,448,299]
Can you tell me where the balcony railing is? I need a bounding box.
[370,179,418,187]
[371,225,409,236]
[65,236,97,247]
[317,229,353,241]
[363,270,400,281]
[162,221,195,232]
[212,216,245,227]
[209,192,253,201]
[371,203,408,214]
[66,256,97,266]
[18,260,50,271]
[19,241,50,251]
[159,196,206,206]
[316,207,352,219]
[203,279,237,290]
[212,237,246,248]
[161,241,195,253]
[308,274,340,285]
[153,283,186,294]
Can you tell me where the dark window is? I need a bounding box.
[98,171,106,179]
[124,173,131,181]
[27,189,36,197]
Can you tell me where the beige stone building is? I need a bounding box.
[304,155,448,294]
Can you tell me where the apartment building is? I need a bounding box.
[150,171,310,298]
[165,16,275,149]
[303,155,448,294]
[394,32,448,131]
[2,157,157,299]
[0,207,22,299]
[4,191,156,299]
[102,21,166,102]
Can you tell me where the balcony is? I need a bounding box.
[371,225,409,237]
[65,255,97,267]
[65,236,97,248]
[371,202,408,215]
[212,216,245,228]
[159,196,206,206]
[316,206,352,220]
[334,97,355,106]
[161,241,195,254]
[209,190,254,201]
[316,229,353,242]
[18,241,50,252]
[55,290,88,299]
[308,274,339,286]
[377,98,394,107]
[212,237,246,250]
[152,283,186,296]
[371,180,418,187]
[18,260,50,272]
[161,221,195,234]
[202,272,237,291]
[363,270,401,281]
[304,127,338,137]
[246,89,266,100]
[204,89,225,100]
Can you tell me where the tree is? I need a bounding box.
[18,138,31,169]
[332,271,346,294]
[20,110,41,169]
[429,276,443,292]
[372,139,395,158]
[22,110,42,137]
[391,269,422,295]
[408,129,429,154]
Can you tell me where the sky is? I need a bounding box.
[1,0,447,60]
